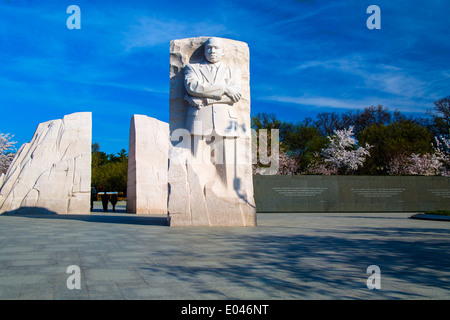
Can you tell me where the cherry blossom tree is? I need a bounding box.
[407,153,446,176]
[306,126,372,175]
[1,132,17,177]
[435,135,450,159]
[304,155,338,175]
[387,136,450,176]
[437,135,450,176]
[276,149,299,175]
[386,152,411,175]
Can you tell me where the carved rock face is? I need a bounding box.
[126,115,169,215]
[0,112,92,214]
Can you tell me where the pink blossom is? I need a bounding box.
[307,126,372,174]
[0,132,17,175]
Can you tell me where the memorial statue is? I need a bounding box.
[183,37,245,197]
[168,36,256,227]
[183,37,242,138]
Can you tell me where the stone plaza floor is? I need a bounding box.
[0,202,449,300]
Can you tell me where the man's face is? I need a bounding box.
[204,39,223,64]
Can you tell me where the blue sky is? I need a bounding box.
[1,0,449,154]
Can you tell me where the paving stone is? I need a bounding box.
[0,211,449,299]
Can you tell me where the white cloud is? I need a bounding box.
[294,54,429,99]
[259,94,429,114]
[261,95,356,109]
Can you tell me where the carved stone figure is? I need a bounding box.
[184,37,242,137]
[168,37,256,227]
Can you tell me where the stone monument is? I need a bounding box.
[0,112,92,214]
[126,114,170,214]
[168,37,256,226]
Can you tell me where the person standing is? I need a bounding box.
[90,186,97,212]
[110,193,118,212]
[101,191,109,212]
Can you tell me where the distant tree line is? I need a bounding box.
[3,97,449,189]
[252,96,450,176]
[91,142,128,194]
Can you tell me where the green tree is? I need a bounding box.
[359,121,434,175]
[251,113,327,173]
[281,122,328,171]
[91,144,128,194]
[251,112,282,130]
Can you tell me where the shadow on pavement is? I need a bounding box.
[0,206,168,226]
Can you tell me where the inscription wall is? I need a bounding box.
[253,175,450,212]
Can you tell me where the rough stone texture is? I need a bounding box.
[168,37,256,226]
[0,112,92,214]
[126,115,170,214]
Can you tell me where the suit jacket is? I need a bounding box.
[184,60,241,137]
